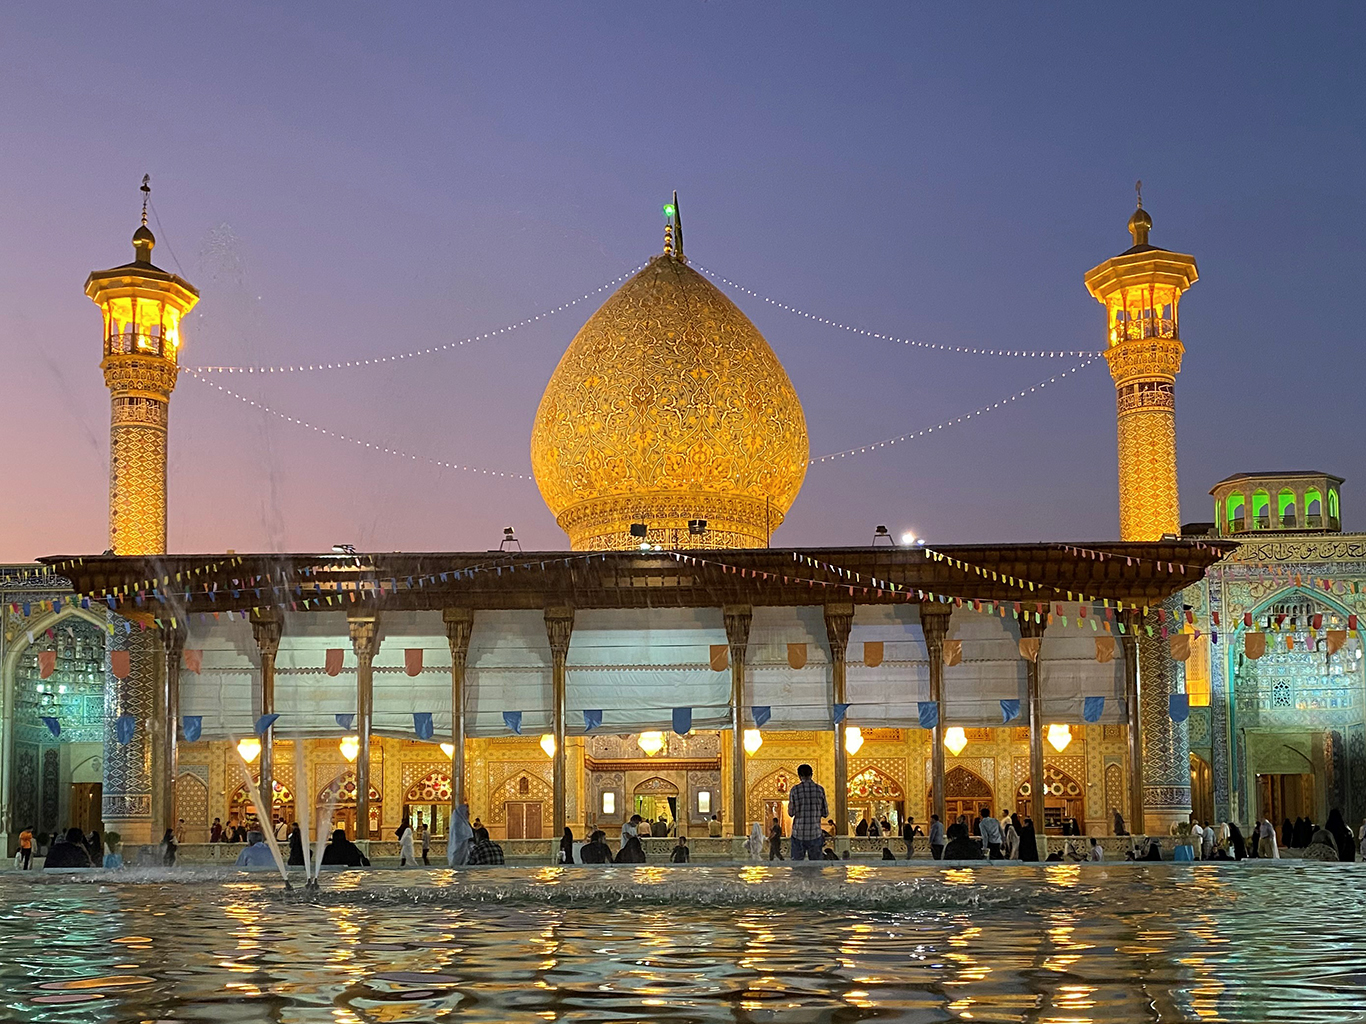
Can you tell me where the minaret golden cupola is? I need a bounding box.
[1084,185,1198,541]
[531,198,808,550]
[85,178,199,555]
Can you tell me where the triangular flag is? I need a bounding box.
[710,644,729,672]
[787,643,807,669]
[942,639,962,666]
[1018,637,1041,663]
[404,649,424,678]
[254,713,279,736]
[672,707,692,736]
[182,716,202,742]
[325,649,344,676]
[413,712,434,740]
[918,702,939,730]
[1168,694,1190,724]
[1095,636,1115,663]
[38,650,56,679]
[1083,696,1105,723]
[183,649,203,674]
[752,705,772,728]
[110,650,131,679]
[1000,699,1021,723]
[40,716,60,738]
[833,702,850,725]
[335,713,355,730]
[582,709,603,731]
[116,714,136,745]
[503,711,523,735]
[862,641,883,668]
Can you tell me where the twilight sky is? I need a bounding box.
[2,4,1363,560]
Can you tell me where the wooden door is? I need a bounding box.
[505,801,544,840]
[70,784,101,834]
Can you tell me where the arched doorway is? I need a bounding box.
[490,771,551,840]
[175,772,209,842]
[316,771,380,839]
[750,766,797,836]
[1016,765,1084,833]
[229,779,295,834]
[934,765,993,825]
[633,776,679,834]
[849,766,905,832]
[1190,753,1213,825]
[404,768,451,839]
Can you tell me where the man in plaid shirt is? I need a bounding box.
[466,826,505,865]
[786,763,829,861]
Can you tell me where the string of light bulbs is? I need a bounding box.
[182,369,535,481]
[810,357,1100,463]
[694,264,1101,359]
[187,264,647,373]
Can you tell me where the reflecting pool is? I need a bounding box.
[3,863,1365,1022]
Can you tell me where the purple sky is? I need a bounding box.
[2,4,1363,559]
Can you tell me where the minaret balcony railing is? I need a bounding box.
[105,331,174,359]
[1109,317,1176,345]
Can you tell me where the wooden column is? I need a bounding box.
[921,603,952,827]
[348,612,381,840]
[544,606,575,836]
[1120,614,1144,835]
[824,602,854,835]
[160,622,186,836]
[1018,612,1047,842]
[443,608,474,814]
[250,609,282,827]
[724,605,752,837]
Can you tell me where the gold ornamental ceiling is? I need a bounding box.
[530,253,808,550]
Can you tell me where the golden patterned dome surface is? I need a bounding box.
[531,253,808,550]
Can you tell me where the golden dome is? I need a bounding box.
[531,252,808,550]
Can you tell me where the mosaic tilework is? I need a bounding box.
[102,623,156,830]
[1138,595,1191,826]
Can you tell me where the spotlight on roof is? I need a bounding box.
[629,523,649,539]
[500,526,522,552]
[900,531,917,546]
[332,544,357,554]
[688,519,708,536]
[872,525,894,546]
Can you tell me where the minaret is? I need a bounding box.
[85,178,199,554]
[1085,186,1198,541]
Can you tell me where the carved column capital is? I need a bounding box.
[1016,611,1046,639]
[822,601,854,662]
[347,613,381,663]
[443,607,475,668]
[723,604,752,658]
[250,608,282,659]
[544,605,575,659]
[920,602,952,649]
[160,620,187,658]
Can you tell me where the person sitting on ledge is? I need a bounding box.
[881,846,896,860]
[581,830,613,863]
[1143,838,1163,861]
[670,836,690,863]
[614,833,646,864]
[708,814,723,838]
[44,828,93,869]
[321,829,371,868]
[467,827,505,866]
[236,830,275,868]
[942,822,982,861]
[821,841,839,861]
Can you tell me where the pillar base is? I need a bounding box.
[104,815,155,845]
[1143,786,1193,836]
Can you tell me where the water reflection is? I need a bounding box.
[1,865,1363,1022]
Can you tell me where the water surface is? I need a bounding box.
[3,863,1365,1022]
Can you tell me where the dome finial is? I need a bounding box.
[1127,179,1152,247]
[132,174,156,264]
[661,193,686,262]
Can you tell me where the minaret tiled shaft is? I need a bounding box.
[1084,202,1198,541]
[85,208,199,554]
